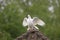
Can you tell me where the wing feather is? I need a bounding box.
[22,17,28,27]
[33,17,45,26]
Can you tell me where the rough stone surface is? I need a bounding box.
[16,29,49,40]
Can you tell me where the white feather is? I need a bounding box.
[33,17,45,26]
[23,17,28,26]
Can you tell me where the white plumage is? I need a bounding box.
[23,15,45,30]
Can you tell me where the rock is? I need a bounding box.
[16,29,49,40]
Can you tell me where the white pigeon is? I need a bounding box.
[22,15,45,30]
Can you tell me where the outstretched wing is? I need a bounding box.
[33,17,45,26]
[22,17,28,27]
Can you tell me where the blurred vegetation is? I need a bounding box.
[0,0,60,40]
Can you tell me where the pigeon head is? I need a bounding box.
[28,14,31,19]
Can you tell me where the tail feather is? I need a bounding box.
[34,26,39,30]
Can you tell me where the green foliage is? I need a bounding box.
[0,30,13,40]
[0,0,60,40]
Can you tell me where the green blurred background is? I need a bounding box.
[0,0,60,40]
